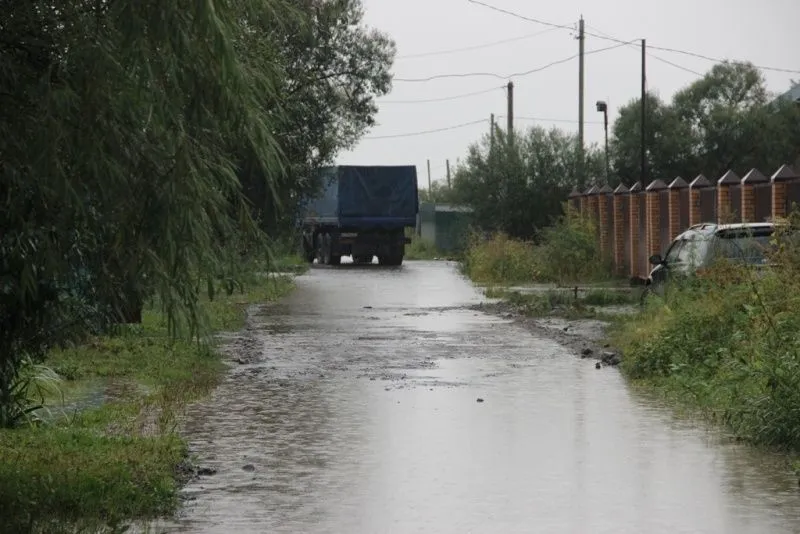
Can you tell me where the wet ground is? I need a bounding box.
[157,260,800,534]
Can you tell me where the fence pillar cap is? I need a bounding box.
[568,187,581,198]
[629,181,643,193]
[690,174,712,188]
[645,179,668,192]
[718,170,741,185]
[613,183,630,195]
[597,184,613,194]
[585,185,599,195]
[771,164,800,182]
[741,168,769,184]
[668,177,689,189]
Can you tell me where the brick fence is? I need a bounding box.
[568,164,800,279]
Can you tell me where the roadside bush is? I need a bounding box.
[405,238,443,260]
[462,208,613,285]
[462,232,539,285]
[537,211,612,284]
[613,215,800,450]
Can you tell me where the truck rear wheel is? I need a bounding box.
[320,233,332,265]
[302,235,315,263]
[379,247,404,266]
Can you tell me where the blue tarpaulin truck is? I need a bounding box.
[299,165,419,266]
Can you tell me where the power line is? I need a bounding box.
[586,23,703,76]
[649,54,703,76]
[513,116,604,125]
[363,114,606,140]
[466,0,576,33]
[468,0,800,75]
[380,86,504,104]
[396,27,561,60]
[363,119,487,140]
[393,41,633,83]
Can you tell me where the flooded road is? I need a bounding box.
[161,261,800,534]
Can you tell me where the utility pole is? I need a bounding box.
[506,81,514,142]
[427,159,432,201]
[446,159,451,189]
[578,16,585,189]
[641,38,647,185]
[490,113,495,152]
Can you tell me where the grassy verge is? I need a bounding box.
[405,238,449,260]
[610,254,800,452]
[0,273,297,533]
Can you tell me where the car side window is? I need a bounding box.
[679,233,708,267]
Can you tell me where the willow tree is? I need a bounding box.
[0,1,294,425]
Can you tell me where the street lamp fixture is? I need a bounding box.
[596,100,610,184]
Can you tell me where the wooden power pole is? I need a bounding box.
[641,38,647,185]
[577,16,585,189]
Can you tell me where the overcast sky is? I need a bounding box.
[337,0,800,187]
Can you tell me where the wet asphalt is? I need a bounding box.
[157,260,800,534]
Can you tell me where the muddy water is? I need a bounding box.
[159,261,800,534]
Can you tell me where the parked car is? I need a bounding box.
[643,222,779,299]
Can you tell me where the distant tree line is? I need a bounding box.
[429,62,800,241]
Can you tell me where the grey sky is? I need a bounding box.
[337,0,800,187]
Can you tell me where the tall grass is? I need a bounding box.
[612,216,800,451]
[462,233,539,284]
[0,275,296,532]
[463,209,613,286]
[405,238,444,260]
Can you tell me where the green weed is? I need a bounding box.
[611,220,800,451]
[0,274,296,532]
[462,210,614,286]
[405,238,444,260]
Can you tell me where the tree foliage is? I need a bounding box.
[611,62,800,185]
[0,0,393,426]
[238,0,395,238]
[449,126,605,240]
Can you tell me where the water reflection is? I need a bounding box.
[156,261,800,534]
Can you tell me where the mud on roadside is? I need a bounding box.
[469,300,623,368]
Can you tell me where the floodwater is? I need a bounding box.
[157,260,800,534]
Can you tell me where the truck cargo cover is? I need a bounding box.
[302,165,418,227]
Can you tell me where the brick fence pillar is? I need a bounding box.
[688,174,710,227]
[613,184,629,276]
[741,168,768,222]
[771,164,799,220]
[586,185,598,221]
[668,177,688,241]
[597,184,613,259]
[646,180,668,258]
[628,182,642,278]
[717,170,740,223]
